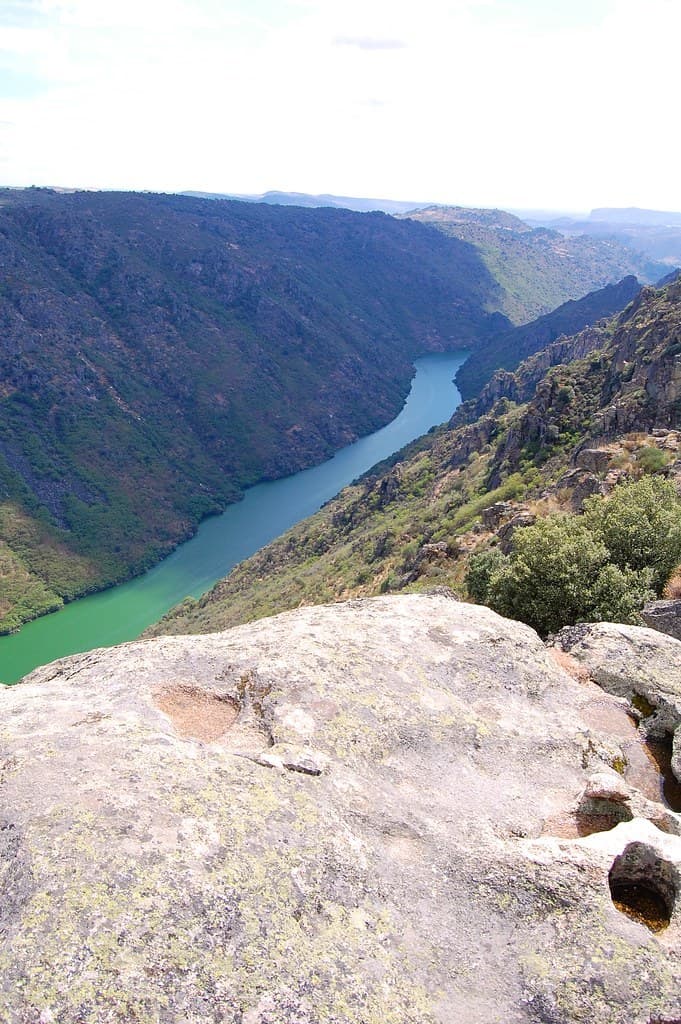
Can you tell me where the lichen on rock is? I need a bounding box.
[1,594,680,1022]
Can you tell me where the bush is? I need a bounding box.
[464,476,681,635]
[465,547,507,604]
[484,516,615,635]
[466,510,657,636]
[583,476,681,593]
[635,446,671,475]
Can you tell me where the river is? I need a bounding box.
[0,350,468,684]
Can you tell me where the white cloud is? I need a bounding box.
[0,0,679,210]
[333,36,406,50]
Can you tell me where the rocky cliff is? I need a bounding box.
[2,593,680,1022]
[454,274,643,400]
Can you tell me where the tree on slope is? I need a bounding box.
[466,476,681,635]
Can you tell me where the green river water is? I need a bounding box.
[0,351,467,684]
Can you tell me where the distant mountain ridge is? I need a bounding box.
[589,207,681,227]
[528,207,681,267]
[185,192,669,323]
[181,190,430,215]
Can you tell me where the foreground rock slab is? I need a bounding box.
[1,595,680,1024]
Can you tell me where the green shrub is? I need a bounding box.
[471,513,656,636]
[465,547,507,604]
[466,476,681,635]
[583,476,681,593]
[587,562,656,623]
[634,446,671,475]
[485,516,612,635]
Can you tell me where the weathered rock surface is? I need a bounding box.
[554,621,681,734]
[574,447,612,475]
[642,599,681,642]
[554,620,681,792]
[2,595,681,1023]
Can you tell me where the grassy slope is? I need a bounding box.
[149,279,681,637]
[404,206,665,324]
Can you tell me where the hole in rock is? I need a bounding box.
[631,692,656,720]
[154,685,239,742]
[575,798,634,837]
[608,843,675,933]
[644,733,681,813]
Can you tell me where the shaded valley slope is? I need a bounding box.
[0,188,502,632]
[455,274,643,399]
[150,277,681,637]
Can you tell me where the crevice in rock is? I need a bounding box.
[575,798,634,837]
[153,685,239,742]
[619,701,681,813]
[644,733,681,813]
[235,670,275,747]
[609,843,675,932]
[631,693,656,720]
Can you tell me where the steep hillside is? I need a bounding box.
[0,188,502,633]
[405,205,665,323]
[150,278,681,637]
[455,274,642,399]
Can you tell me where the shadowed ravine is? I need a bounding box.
[0,351,467,684]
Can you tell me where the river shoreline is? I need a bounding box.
[0,351,468,684]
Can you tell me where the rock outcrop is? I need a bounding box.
[2,594,680,1023]
[554,619,681,790]
[554,620,681,737]
[642,598,681,641]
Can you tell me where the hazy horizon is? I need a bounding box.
[5,184,681,224]
[1,0,679,211]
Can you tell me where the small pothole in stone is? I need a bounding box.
[644,733,681,813]
[154,685,239,742]
[609,843,675,933]
[610,882,670,933]
[631,692,656,719]
[575,798,633,837]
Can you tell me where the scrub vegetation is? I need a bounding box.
[468,478,681,635]
[0,189,667,633]
[150,277,681,639]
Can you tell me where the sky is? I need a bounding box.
[0,0,679,212]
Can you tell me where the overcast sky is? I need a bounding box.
[0,0,679,212]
